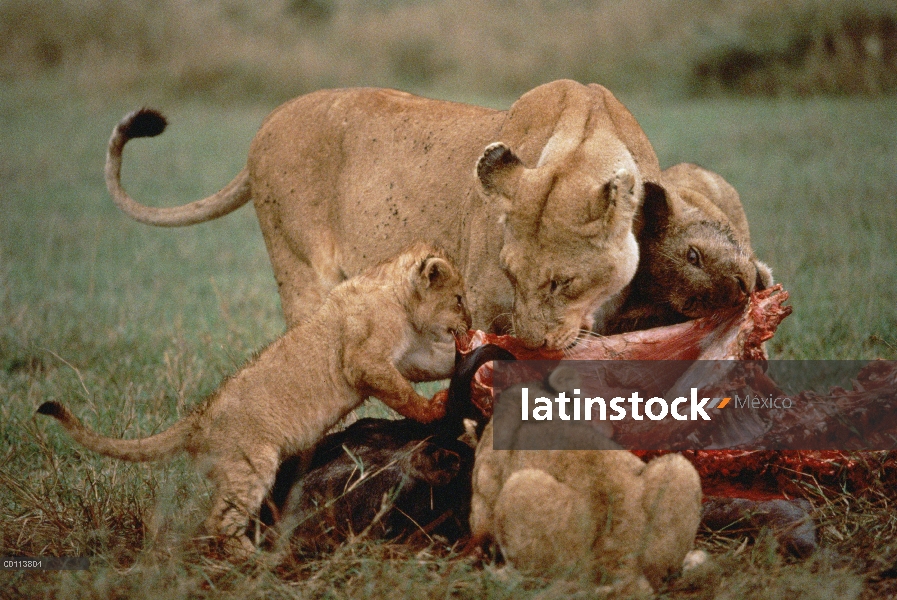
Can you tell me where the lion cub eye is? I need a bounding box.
[686,247,701,267]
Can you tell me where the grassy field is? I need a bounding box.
[1,76,897,598]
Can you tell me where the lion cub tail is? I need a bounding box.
[37,401,192,462]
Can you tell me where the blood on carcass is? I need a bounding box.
[449,285,897,499]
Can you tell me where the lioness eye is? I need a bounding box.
[456,294,464,306]
[686,247,701,267]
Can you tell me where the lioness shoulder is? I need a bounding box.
[595,163,773,334]
[38,242,471,557]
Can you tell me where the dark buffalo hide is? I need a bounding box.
[260,344,514,553]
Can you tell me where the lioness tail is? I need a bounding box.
[37,401,192,462]
[105,107,252,227]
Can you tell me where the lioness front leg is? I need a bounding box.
[362,364,446,423]
[257,211,344,327]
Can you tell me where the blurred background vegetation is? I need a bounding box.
[2,0,895,103]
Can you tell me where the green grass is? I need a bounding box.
[2,79,896,597]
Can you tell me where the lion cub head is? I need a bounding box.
[640,164,773,319]
[385,242,472,381]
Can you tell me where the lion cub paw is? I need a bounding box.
[399,392,447,424]
[682,549,709,572]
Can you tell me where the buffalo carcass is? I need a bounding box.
[260,344,514,553]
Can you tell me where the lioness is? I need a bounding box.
[37,243,471,557]
[105,80,662,349]
[595,163,774,334]
[469,369,702,596]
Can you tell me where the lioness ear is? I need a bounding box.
[476,142,524,199]
[418,256,453,289]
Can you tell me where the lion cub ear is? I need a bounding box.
[417,256,454,290]
[476,142,524,201]
[459,418,480,448]
[754,260,774,290]
[640,181,676,234]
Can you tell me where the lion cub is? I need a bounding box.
[38,243,471,557]
[596,163,774,334]
[469,368,702,596]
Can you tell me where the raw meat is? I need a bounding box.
[453,285,897,499]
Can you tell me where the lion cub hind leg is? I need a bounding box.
[638,453,703,588]
[493,469,594,577]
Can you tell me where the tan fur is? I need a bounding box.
[105,81,661,349]
[471,423,702,595]
[37,243,471,557]
[595,163,774,334]
[469,368,702,595]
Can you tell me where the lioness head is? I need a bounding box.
[476,142,641,349]
[641,184,772,318]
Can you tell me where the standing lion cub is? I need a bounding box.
[37,243,471,557]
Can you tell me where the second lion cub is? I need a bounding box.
[469,368,702,596]
[38,243,471,557]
